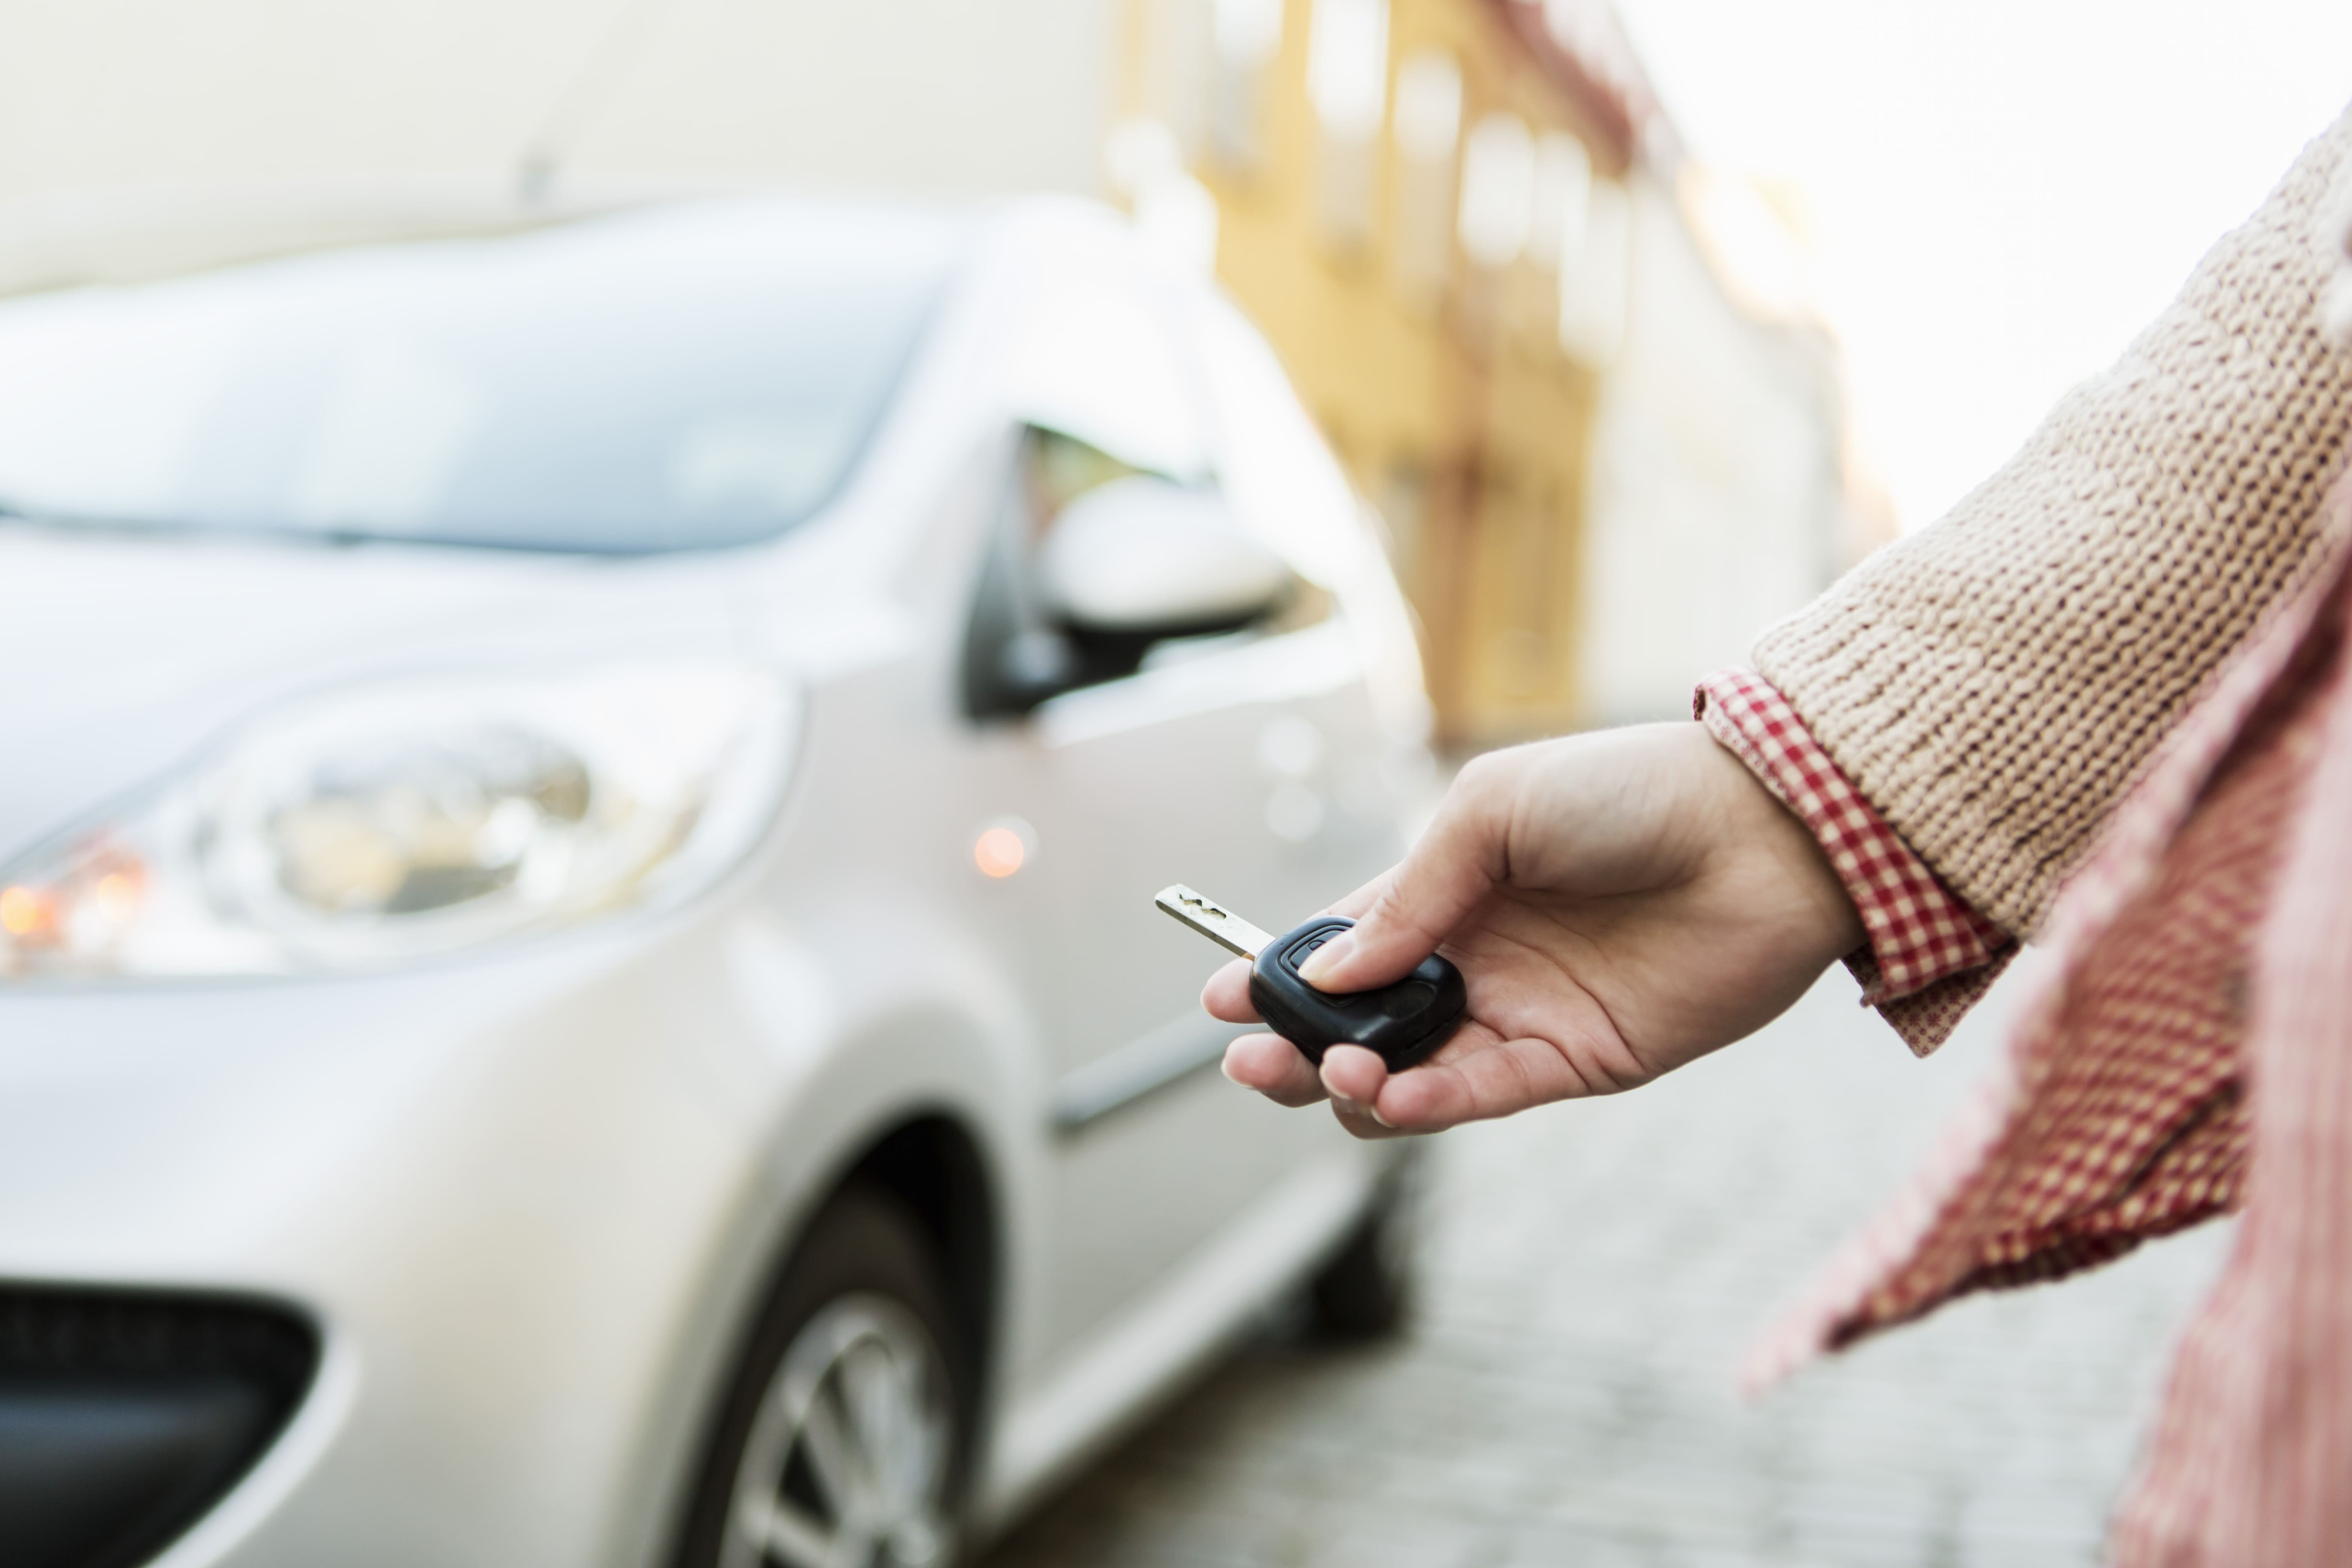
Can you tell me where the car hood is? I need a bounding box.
[0,526,765,862]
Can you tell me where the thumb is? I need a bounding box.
[1297,760,1510,992]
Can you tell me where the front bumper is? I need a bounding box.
[0,917,791,1568]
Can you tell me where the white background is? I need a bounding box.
[1614,1,2352,531]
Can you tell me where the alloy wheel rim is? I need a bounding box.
[720,1293,953,1568]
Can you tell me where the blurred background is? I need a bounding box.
[2,0,1873,747]
[5,1,2350,1562]
[9,2,2349,744]
[10,1,2348,739]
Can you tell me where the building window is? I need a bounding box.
[1527,131,1592,272]
[1208,0,1284,169]
[1559,176,1630,366]
[1140,0,1213,159]
[1389,48,1460,307]
[1457,112,1535,269]
[1307,0,1389,250]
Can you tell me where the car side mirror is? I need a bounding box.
[1038,477,1292,641]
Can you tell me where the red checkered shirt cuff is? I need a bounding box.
[1694,668,2016,1056]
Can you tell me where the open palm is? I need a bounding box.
[1206,723,1863,1138]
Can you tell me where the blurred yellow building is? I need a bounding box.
[1108,0,1849,745]
[1112,0,1628,741]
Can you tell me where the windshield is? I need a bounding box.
[0,199,967,553]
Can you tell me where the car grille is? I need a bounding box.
[0,1284,319,1568]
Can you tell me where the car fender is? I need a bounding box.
[596,895,1052,1568]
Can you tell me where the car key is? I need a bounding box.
[1154,884,1467,1072]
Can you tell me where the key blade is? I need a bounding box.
[1154,884,1275,961]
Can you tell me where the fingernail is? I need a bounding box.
[1368,1102,1395,1129]
[1297,933,1354,987]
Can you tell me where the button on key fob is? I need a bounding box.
[1155,884,1467,1072]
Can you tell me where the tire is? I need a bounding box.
[675,1184,967,1568]
[1307,1151,1427,1341]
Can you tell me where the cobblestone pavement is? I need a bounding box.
[982,952,2233,1568]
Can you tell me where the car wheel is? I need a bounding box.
[1307,1151,1427,1340]
[677,1184,965,1568]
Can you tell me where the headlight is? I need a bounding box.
[0,664,797,980]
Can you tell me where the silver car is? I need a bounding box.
[0,194,1434,1568]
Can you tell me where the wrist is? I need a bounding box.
[1693,668,2014,1053]
[1687,720,1866,962]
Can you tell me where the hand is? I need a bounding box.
[1208,722,1863,1138]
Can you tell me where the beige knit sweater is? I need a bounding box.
[1755,102,2352,936]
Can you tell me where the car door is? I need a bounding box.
[973,263,1418,1353]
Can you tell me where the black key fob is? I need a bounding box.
[1247,916,1467,1072]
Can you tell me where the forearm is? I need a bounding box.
[1756,101,2352,935]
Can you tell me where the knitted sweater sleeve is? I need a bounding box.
[1752,102,2352,936]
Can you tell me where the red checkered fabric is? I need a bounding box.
[1740,511,2352,1568]
[1695,669,2015,1055]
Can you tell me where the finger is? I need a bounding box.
[1319,1044,1399,1134]
[1372,1027,1620,1131]
[1296,756,1518,993]
[1201,958,1261,1023]
[1318,1044,1391,1112]
[1221,1033,1326,1107]
[1329,1098,1412,1141]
